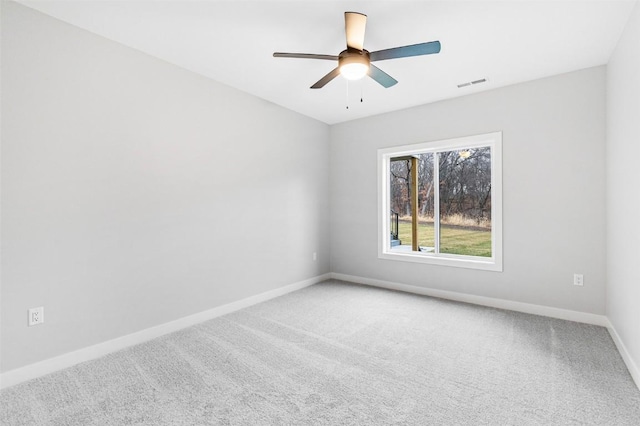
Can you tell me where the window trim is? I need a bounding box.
[378,132,503,272]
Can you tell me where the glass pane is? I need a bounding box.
[389,154,434,252]
[438,147,492,257]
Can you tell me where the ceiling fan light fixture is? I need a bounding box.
[340,62,369,80]
[273,11,440,89]
[339,53,370,80]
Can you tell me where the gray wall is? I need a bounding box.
[330,66,607,314]
[1,2,330,372]
[607,1,640,378]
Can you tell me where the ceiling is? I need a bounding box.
[18,0,636,125]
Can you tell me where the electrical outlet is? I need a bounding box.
[313,252,317,261]
[573,274,584,286]
[28,307,44,326]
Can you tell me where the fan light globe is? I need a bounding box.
[339,52,370,80]
[340,62,369,80]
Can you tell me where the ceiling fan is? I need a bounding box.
[273,12,441,89]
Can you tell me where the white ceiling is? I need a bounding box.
[18,0,636,124]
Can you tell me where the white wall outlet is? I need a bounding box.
[28,307,44,326]
[313,252,317,261]
[573,274,584,286]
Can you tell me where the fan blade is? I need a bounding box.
[273,52,339,61]
[311,67,341,89]
[345,12,367,50]
[370,41,441,62]
[368,65,398,88]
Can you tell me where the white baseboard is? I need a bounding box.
[606,320,640,391]
[0,273,330,390]
[330,273,609,326]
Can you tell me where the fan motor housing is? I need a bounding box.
[338,48,371,69]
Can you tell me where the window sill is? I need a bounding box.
[379,250,503,272]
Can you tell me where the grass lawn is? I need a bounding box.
[396,220,492,257]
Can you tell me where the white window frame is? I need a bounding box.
[378,132,503,272]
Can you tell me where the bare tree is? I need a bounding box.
[390,160,412,216]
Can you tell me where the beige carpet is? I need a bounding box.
[1,280,639,425]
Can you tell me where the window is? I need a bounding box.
[378,132,502,271]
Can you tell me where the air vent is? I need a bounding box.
[457,78,487,88]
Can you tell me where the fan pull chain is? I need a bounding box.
[345,81,364,109]
[346,81,349,109]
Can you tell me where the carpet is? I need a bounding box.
[1,280,639,425]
